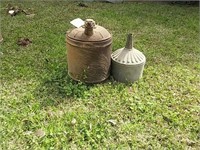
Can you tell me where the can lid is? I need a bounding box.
[67,19,111,42]
[111,34,146,65]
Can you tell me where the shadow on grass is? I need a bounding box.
[34,68,92,107]
[149,1,199,7]
[168,1,199,6]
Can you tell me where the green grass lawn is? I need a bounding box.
[0,1,199,149]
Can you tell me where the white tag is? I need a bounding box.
[70,18,84,28]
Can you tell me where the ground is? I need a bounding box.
[0,1,199,149]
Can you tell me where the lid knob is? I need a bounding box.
[84,19,95,36]
[125,33,133,50]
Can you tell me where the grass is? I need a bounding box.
[0,1,200,149]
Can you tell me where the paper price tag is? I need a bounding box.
[70,18,84,28]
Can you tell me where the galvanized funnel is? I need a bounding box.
[111,33,146,83]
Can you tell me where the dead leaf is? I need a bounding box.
[7,5,21,16]
[8,10,15,15]
[186,140,195,146]
[89,123,92,130]
[107,119,117,126]
[17,38,32,46]
[47,110,54,117]
[71,118,77,125]
[24,131,33,135]
[35,129,45,138]
[128,87,133,93]
[26,14,35,18]
[7,4,34,16]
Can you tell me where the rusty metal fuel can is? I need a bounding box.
[66,19,112,83]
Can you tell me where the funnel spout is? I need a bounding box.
[125,33,133,49]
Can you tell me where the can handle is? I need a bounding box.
[84,19,95,36]
[125,33,133,50]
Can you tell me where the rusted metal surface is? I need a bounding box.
[66,19,112,83]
